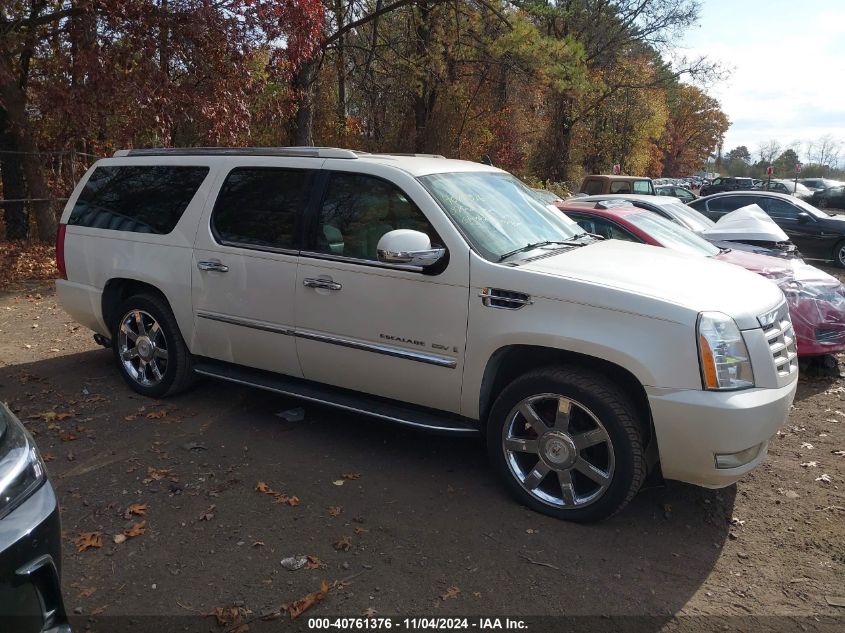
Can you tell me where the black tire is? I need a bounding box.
[486,366,645,523]
[110,293,196,398]
[833,240,845,269]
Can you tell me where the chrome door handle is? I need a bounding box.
[303,278,342,291]
[197,261,229,273]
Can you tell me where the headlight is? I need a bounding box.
[697,312,755,390]
[0,402,46,520]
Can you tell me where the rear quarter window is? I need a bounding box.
[68,165,209,234]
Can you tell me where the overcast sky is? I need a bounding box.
[679,0,845,160]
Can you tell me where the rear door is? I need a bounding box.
[191,162,318,377]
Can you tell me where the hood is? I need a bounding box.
[701,205,790,243]
[518,240,784,330]
[714,248,793,275]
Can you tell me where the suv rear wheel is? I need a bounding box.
[487,366,645,522]
[111,293,196,398]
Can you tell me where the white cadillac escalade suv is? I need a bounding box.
[56,147,798,522]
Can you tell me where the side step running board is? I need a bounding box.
[193,359,480,436]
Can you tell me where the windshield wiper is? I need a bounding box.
[497,239,586,262]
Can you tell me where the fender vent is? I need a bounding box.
[479,288,533,310]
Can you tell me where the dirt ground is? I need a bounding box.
[1,274,844,632]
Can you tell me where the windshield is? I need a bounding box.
[625,211,720,257]
[420,172,581,261]
[657,201,716,232]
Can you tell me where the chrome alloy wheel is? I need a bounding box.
[502,394,615,508]
[117,310,169,387]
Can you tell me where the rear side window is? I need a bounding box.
[632,180,652,194]
[609,181,632,193]
[69,165,209,234]
[212,168,314,250]
[583,179,604,195]
[707,195,755,213]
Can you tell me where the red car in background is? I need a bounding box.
[558,201,845,357]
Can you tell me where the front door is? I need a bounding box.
[757,196,833,258]
[294,170,469,413]
[191,164,316,377]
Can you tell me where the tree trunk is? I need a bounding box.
[291,59,317,146]
[334,0,346,135]
[535,94,576,182]
[0,57,57,242]
[0,108,28,240]
[412,4,436,153]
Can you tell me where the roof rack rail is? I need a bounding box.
[368,152,446,159]
[112,147,359,159]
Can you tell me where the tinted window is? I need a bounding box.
[707,195,756,213]
[212,168,312,250]
[69,165,209,234]
[609,181,632,193]
[760,198,799,219]
[583,179,604,195]
[315,173,438,261]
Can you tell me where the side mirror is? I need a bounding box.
[797,212,811,223]
[376,229,445,268]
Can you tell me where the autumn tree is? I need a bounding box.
[1,0,325,242]
[660,83,729,176]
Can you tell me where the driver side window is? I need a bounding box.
[760,198,799,219]
[314,173,439,261]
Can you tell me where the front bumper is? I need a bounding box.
[647,380,797,488]
[0,481,70,633]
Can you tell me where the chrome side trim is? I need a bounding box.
[299,250,425,273]
[296,328,457,368]
[196,312,456,368]
[196,311,294,336]
[193,367,477,435]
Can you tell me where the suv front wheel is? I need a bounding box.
[111,293,196,398]
[487,367,645,522]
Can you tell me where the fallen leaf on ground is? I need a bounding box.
[282,580,331,620]
[74,532,103,552]
[440,586,461,600]
[124,415,137,421]
[801,442,814,450]
[29,411,74,422]
[327,506,342,516]
[304,555,326,570]
[362,607,378,617]
[332,480,344,486]
[42,453,55,462]
[124,503,147,518]
[211,606,248,626]
[59,431,78,442]
[145,409,168,419]
[255,481,275,494]
[816,474,833,484]
[333,536,352,552]
[199,505,216,521]
[342,473,361,480]
[800,461,819,468]
[833,450,845,457]
[123,521,146,538]
[113,534,127,544]
[145,467,170,482]
[354,527,369,535]
[252,541,264,547]
[78,587,96,598]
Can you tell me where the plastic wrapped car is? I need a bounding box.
[560,202,845,356]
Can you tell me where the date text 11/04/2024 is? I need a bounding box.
[307,618,529,630]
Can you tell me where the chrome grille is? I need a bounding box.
[760,304,798,377]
